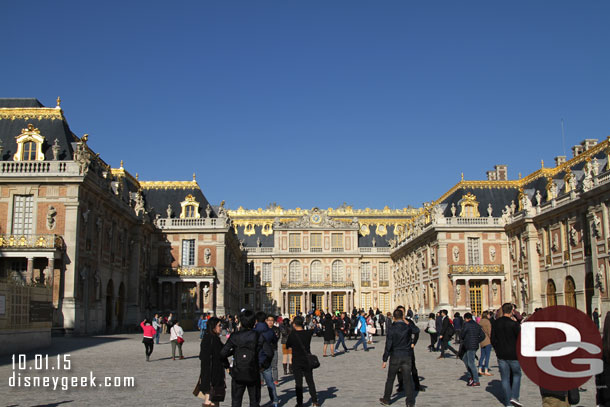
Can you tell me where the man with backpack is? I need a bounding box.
[438,309,459,359]
[221,309,272,407]
[460,312,485,387]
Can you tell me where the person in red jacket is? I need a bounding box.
[141,319,156,362]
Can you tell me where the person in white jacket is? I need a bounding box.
[170,320,184,360]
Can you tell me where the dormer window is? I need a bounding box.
[179,194,200,218]
[14,124,45,162]
[459,192,480,217]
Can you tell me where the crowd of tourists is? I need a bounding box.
[137,303,610,407]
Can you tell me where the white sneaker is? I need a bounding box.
[510,399,523,407]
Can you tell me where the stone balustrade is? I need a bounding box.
[0,160,81,176]
[280,281,354,289]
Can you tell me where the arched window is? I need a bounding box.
[332,260,344,282]
[14,124,45,162]
[185,205,195,218]
[289,261,302,283]
[310,260,323,282]
[546,279,557,307]
[180,194,200,219]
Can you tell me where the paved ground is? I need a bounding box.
[0,327,596,407]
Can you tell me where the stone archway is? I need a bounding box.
[585,272,594,316]
[565,276,576,308]
[117,282,125,328]
[106,279,114,331]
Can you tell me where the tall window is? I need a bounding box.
[181,239,195,266]
[378,292,390,313]
[289,261,302,283]
[12,195,34,235]
[379,262,389,282]
[244,262,254,287]
[361,292,372,311]
[289,233,301,252]
[185,205,195,218]
[310,233,322,252]
[467,238,481,265]
[331,233,343,252]
[331,260,344,282]
[22,142,36,161]
[310,260,323,282]
[262,262,272,284]
[361,262,371,282]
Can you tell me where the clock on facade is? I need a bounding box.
[311,214,321,224]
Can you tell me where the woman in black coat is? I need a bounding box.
[322,313,336,357]
[199,317,229,407]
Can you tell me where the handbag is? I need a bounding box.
[173,326,185,344]
[294,331,320,369]
[210,383,226,402]
[193,378,205,399]
[367,326,376,335]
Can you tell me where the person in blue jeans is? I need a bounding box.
[478,311,493,376]
[198,314,207,339]
[353,311,369,351]
[460,312,482,386]
[152,314,161,344]
[255,311,279,407]
[491,303,522,407]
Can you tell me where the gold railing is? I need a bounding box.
[449,264,504,275]
[361,281,371,287]
[281,281,354,289]
[0,234,63,249]
[379,280,390,287]
[160,266,215,277]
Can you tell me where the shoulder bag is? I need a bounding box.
[294,332,320,369]
[173,326,185,344]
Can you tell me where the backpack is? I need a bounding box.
[232,332,259,383]
[478,325,486,343]
[445,322,455,338]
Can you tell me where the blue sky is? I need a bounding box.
[4,1,610,209]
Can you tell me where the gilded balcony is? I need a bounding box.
[448,264,504,276]
[361,281,371,287]
[0,234,63,250]
[159,266,215,277]
[280,281,354,289]
[379,280,390,287]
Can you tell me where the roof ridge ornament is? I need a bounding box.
[56,96,61,109]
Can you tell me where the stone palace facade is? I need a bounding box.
[1,97,608,335]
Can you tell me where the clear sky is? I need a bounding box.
[4,1,610,210]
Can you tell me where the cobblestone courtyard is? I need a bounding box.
[0,328,596,407]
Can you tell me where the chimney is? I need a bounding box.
[581,139,598,151]
[572,145,584,158]
[487,170,497,181]
[554,156,566,167]
[495,165,508,181]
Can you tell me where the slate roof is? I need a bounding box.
[142,184,216,219]
[0,98,77,161]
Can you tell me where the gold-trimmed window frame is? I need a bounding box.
[14,124,45,162]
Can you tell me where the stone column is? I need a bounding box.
[453,280,457,308]
[465,279,471,309]
[26,257,34,283]
[524,221,543,311]
[195,281,201,313]
[487,278,493,310]
[46,257,54,287]
[437,242,450,308]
